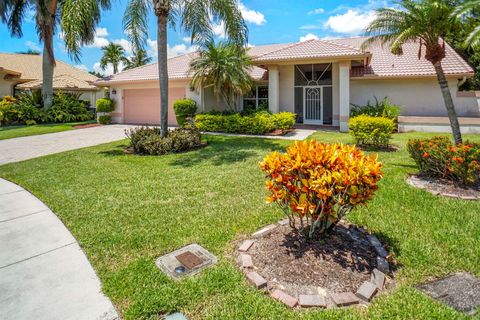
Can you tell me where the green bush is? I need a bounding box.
[0,96,19,125]
[98,115,112,124]
[350,97,401,120]
[173,99,197,127]
[195,111,296,135]
[96,98,115,113]
[49,92,95,123]
[407,136,480,185]
[126,123,202,155]
[349,115,395,148]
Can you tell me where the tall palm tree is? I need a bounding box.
[123,0,248,137]
[363,0,464,144]
[125,48,152,70]
[0,0,112,109]
[100,43,129,75]
[190,42,253,111]
[454,0,480,48]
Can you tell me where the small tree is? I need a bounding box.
[125,48,152,70]
[190,42,253,111]
[260,140,383,240]
[100,43,129,75]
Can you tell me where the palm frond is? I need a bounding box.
[123,0,150,52]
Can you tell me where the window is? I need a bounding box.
[243,85,268,110]
[294,64,332,86]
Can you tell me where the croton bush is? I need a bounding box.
[407,136,480,185]
[260,140,383,240]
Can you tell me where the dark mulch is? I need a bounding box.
[266,129,293,136]
[73,123,103,129]
[249,222,378,293]
[407,174,480,200]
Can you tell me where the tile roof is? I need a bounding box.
[97,37,473,85]
[0,53,98,82]
[16,74,98,90]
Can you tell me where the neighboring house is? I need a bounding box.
[0,53,101,106]
[96,37,479,133]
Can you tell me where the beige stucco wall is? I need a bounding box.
[350,78,480,117]
[278,65,294,113]
[0,73,14,98]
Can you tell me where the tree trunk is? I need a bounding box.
[42,42,54,109]
[157,14,169,138]
[433,61,462,144]
[113,63,118,74]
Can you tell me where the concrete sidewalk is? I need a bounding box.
[0,178,118,320]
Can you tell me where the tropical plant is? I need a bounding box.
[260,140,383,240]
[125,48,152,70]
[100,43,129,74]
[0,0,112,109]
[123,0,248,137]
[350,97,401,120]
[190,42,253,111]
[349,115,395,148]
[363,0,464,144]
[453,0,480,48]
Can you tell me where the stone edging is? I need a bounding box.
[406,174,480,201]
[237,220,394,309]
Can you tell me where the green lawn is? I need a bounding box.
[0,121,95,140]
[0,132,479,319]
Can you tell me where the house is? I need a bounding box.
[0,53,101,106]
[96,37,480,133]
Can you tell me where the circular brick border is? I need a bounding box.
[237,220,394,309]
[406,174,480,201]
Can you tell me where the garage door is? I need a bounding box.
[123,87,186,126]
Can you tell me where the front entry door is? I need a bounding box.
[303,86,323,125]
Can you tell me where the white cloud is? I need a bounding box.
[211,22,226,38]
[113,38,133,55]
[85,27,110,48]
[300,25,322,30]
[324,9,376,35]
[182,36,192,43]
[74,64,89,71]
[238,2,266,25]
[93,61,126,76]
[26,41,41,52]
[95,27,109,37]
[300,33,319,42]
[308,8,325,15]
[147,39,197,58]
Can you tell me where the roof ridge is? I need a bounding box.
[253,40,312,59]
[321,38,365,53]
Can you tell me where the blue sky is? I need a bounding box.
[0,0,390,75]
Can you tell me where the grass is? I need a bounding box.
[0,131,479,319]
[0,121,96,140]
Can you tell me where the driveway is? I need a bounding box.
[0,124,135,165]
[0,178,118,320]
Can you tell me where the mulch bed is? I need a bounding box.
[266,129,294,136]
[248,222,378,295]
[73,123,103,129]
[406,174,480,200]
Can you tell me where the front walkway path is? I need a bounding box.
[0,178,118,320]
[203,128,316,141]
[0,124,136,165]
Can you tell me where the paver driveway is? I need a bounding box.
[0,124,135,165]
[0,178,118,320]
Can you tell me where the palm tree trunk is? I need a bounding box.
[113,63,118,74]
[157,14,169,138]
[42,40,54,109]
[433,61,462,144]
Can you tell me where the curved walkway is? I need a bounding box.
[0,178,118,320]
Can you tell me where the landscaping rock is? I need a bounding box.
[271,289,298,308]
[239,254,253,268]
[165,312,188,320]
[356,281,378,302]
[238,240,254,252]
[246,272,267,289]
[252,224,277,238]
[371,269,386,290]
[376,256,390,274]
[367,235,388,258]
[299,294,326,308]
[278,219,290,226]
[330,292,360,307]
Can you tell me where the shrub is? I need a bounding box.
[260,140,383,240]
[49,92,95,123]
[407,136,480,185]
[0,96,18,125]
[195,111,296,135]
[173,99,197,127]
[98,115,112,124]
[349,115,394,148]
[126,123,202,155]
[350,97,401,120]
[96,98,115,113]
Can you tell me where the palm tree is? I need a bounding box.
[190,42,253,111]
[100,43,129,75]
[363,0,464,144]
[123,0,248,137]
[0,0,112,109]
[454,0,480,48]
[125,48,152,70]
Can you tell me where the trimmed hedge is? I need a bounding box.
[349,115,394,148]
[96,98,115,113]
[98,115,112,124]
[173,99,197,127]
[195,111,296,135]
